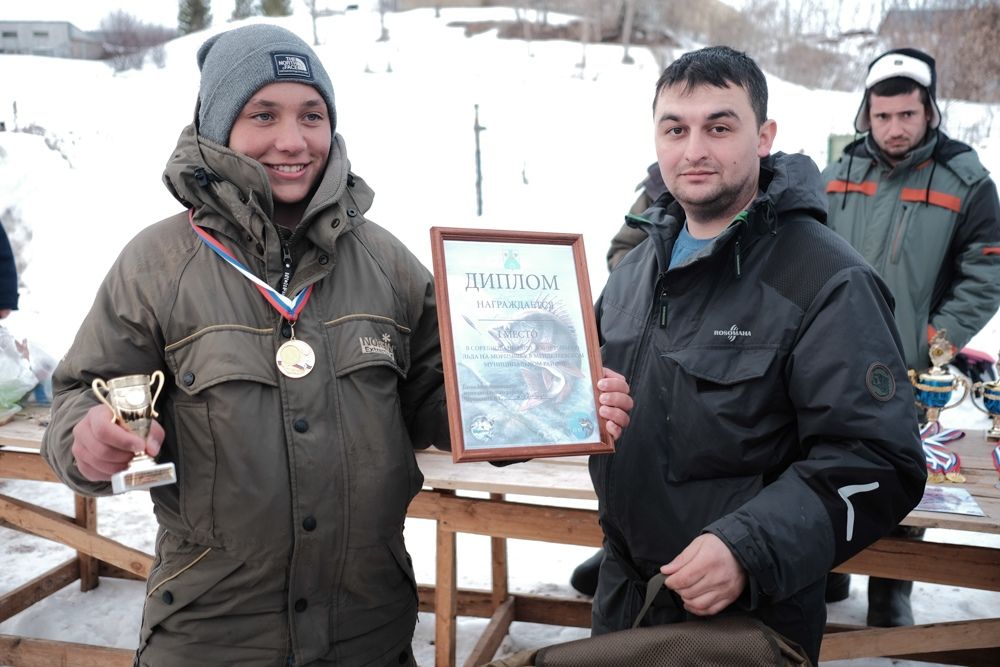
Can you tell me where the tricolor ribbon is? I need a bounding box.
[189,209,313,321]
[992,444,1000,478]
[921,426,966,483]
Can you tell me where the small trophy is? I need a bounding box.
[971,352,1000,443]
[92,371,176,494]
[908,330,969,425]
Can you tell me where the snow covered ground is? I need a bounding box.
[1,3,998,665]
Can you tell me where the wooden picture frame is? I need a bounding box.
[430,226,613,463]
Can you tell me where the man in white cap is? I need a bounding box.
[822,47,1000,627]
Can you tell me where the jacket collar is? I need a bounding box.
[865,128,939,172]
[162,124,375,255]
[628,153,825,274]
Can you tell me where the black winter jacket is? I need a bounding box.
[592,152,926,624]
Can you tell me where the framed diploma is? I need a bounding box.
[430,227,613,463]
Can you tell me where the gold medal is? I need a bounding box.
[276,339,315,378]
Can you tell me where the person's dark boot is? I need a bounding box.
[569,549,604,597]
[825,572,851,602]
[867,577,914,627]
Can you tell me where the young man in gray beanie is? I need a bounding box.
[41,22,635,667]
[822,47,1000,626]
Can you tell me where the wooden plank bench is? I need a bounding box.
[0,407,146,667]
[411,436,1000,667]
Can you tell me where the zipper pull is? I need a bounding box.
[280,242,293,296]
[659,286,668,329]
[734,239,742,278]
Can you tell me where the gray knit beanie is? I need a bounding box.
[196,24,336,146]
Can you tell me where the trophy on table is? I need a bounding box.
[92,371,176,494]
[971,352,1000,443]
[908,330,969,425]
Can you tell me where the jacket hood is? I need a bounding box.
[640,152,827,229]
[754,152,827,223]
[162,124,373,238]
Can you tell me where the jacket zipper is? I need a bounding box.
[279,240,294,296]
[889,205,911,265]
[606,272,667,509]
[658,282,668,328]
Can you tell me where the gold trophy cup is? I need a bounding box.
[92,371,176,494]
[908,330,970,424]
[971,352,1000,443]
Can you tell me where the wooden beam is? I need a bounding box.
[98,561,148,582]
[0,494,153,578]
[834,537,1000,591]
[75,495,99,592]
[464,596,515,667]
[0,451,59,482]
[435,518,457,667]
[820,618,1000,661]
[0,559,78,623]
[0,634,134,667]
[409,492,603,547]
[891,647,1000,667]
[418,586,593,628]
[489,493,508,608]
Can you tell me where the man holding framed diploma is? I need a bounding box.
[586,46,926,666]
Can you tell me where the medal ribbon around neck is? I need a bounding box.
[189,209,316,378]
[188,209,313,319]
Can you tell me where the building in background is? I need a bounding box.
[0,21,104,60]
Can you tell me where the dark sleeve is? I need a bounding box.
[930,177,1000,351]
[706,266,926,606]
[0,224,18,311]
[399,264,450,452]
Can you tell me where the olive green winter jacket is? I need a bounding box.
[42,124,449,666]
[823,130,1000,371]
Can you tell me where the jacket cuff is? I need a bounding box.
[705,519,773,610]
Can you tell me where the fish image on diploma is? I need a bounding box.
[456,289,593,449]
[486,303,585,411]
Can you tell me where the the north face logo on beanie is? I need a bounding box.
[272,53,313,80]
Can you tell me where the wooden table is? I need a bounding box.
[411,434,1000,667]
[3,410,998,667]
[0,406,148,666]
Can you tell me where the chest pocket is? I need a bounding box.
[164,326,279,541]
[325,314,411,378]
[659,345,785,480]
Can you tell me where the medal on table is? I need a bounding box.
[190,210,316,378]
[992,444,1000,490]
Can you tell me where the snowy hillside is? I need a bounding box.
[1,5,998,667]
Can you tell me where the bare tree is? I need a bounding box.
[261,0,293,16]
[621,0,636,64]
[178,0,212,35]
[100,10,176,72]
[231,0,259,21]
[880,0,1000,103]
[304,0,320,45]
